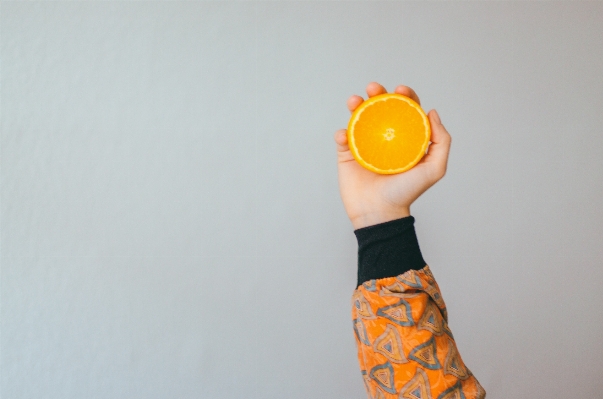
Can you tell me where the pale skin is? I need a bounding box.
[334,82,452,230]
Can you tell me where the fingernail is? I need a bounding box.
[432,110,441,125]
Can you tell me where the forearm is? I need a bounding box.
[351,216,486,398]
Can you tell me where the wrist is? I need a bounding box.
[351,208,411,230]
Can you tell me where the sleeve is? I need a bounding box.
[351,216,486,399]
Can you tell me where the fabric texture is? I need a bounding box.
[354,216,426,288]
[351,218,486,398]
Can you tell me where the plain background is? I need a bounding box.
[2,1,603,398]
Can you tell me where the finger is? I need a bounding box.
[394,85,421,105]
[334,129,349,153]
[421,109,451,174]
[366,82,387,98]
[347,95,364,113]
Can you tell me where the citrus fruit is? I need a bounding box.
[347,93,431,174]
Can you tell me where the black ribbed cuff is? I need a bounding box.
[354,216,426,288]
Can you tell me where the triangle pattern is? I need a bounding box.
[380,287,421,300]
[363,279,377,292]
[397,273,423,289]
[444,338,469,380]
[418,300,444,336]
[369,362,397,394]
[440,308,449,324]
[422,265,435,281]
[424,285,446,314]
[373,324,408,364]
[361,370,373,399]
[383,281,406,293]
[376,299,414,327]
[379,282,422,300]
[399,368,433,399]
[443,321,455,340]
[353,318,370,346]
[353,291,377,320]
[409,336,442,370]
[436,381,466,399]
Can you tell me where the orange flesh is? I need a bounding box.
[348,94,430,174]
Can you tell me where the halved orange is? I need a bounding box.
[347,93,431,174]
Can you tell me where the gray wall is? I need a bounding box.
[2,1,602,398]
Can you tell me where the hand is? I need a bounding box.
[334,82,452,230]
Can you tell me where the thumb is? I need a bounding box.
[422,109,452,176]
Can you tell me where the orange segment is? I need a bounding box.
[347,93,431,174]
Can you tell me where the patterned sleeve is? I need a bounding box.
[351,217,486,399]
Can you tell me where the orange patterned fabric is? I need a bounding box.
[351,264,486,399]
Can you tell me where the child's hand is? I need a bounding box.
[334,82,452,230]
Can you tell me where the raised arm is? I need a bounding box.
[335,82,486,398]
